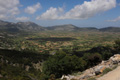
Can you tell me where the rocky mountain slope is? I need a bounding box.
[16,22,44,31]
[0,20,44,32]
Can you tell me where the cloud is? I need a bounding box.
[36,7,64,20]
[16,17,30,21]
[0,15,8,19]
[37,0,116,20]
[107,16,120,22]
[25,3,41,14]
[63,0,116,19]
[0,0,20,19]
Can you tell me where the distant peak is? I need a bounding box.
[17,21,38,25]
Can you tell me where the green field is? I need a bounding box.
[0,31,120,52]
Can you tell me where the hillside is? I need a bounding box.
[0,32,120,80]
[16,22,44,31]
[0,49,50,80]
[46,24,80,31]
[61,54,120,80]
[46,24,98,31]
[100,27,120,32]
[0,20,44,32]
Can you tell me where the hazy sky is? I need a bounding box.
[0,0,120,27]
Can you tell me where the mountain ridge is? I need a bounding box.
[0,20,120,32]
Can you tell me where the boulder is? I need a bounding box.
[110,54,120,64]
[61,75,70,80]
[94,65,106,75]
[61,75,74,80]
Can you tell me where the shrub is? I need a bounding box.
[49,74,56,80]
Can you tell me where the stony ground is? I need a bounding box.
[97,66,120,80]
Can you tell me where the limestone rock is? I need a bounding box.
[61,75,74,80]
[110,54,120,64]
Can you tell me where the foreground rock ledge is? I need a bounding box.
[61,54,120,80]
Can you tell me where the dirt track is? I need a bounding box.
[97,66,120,80]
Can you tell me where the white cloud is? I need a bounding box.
[0,0,20,19]
[37,0,116,20]
[63,0,116,19]
[25,3,41,14]
[107,16,120,22]
[16,17,30,21]
[36,7,64,20]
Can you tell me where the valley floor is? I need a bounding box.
[97,66,120,80]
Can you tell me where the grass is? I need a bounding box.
[102,68,112,75]
[71,72,83,76]
[88,77,96,80]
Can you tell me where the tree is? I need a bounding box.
[83,53,102,68]
[43,50,86,78]
[114,39,120,53]
[43,51,67,78]
[102,50,112,60]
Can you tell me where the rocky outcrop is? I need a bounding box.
[61,54,120,80]
[110,54,120,64]
[61,75,74,80]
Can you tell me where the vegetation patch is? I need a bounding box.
[27,37,77,42]
[88,78,96,80]
[102,68,112,75]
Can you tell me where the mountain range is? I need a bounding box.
[0,20,120,32]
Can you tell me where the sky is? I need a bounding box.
[0,0,120,28]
